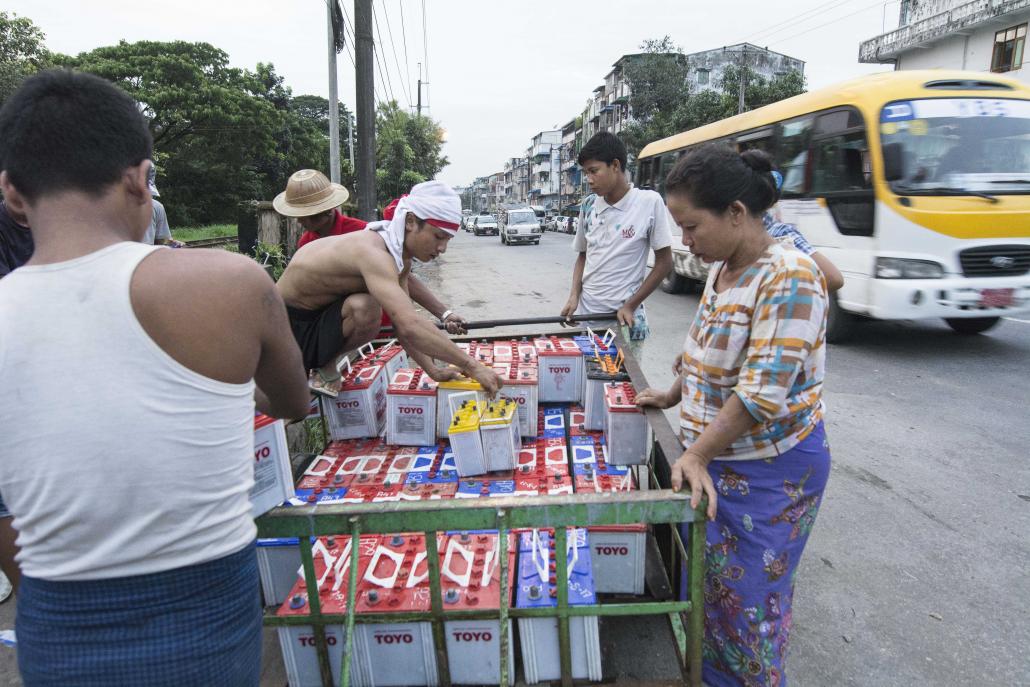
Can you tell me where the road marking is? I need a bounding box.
[1003,317,1030,324]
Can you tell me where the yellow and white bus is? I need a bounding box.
[637,70,1030,340]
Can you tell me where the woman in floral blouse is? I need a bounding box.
[637,144,830,687]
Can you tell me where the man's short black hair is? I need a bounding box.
[0,69,153,202]
[577,131,627,171]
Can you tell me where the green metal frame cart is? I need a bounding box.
[257,330,706,686]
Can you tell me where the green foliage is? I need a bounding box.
[621,37,806,161]
[255,241,288,281]
[0,11,52,104]
[172,224,236,242]
[375,100,448,204]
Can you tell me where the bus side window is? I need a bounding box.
[639,159,654,191]
[811,110,871,193]
[777,117,814,196]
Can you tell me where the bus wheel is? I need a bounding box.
[826,292,856,344]
[661,268,686,294]
[944,317,1000,335]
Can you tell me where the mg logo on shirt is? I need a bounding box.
[621,225,636,239]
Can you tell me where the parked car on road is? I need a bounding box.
[472,214,498,236]
[499,208,541,245]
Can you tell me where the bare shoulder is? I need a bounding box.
[137,247,273,304]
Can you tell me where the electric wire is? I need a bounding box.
[743,0,859,43]
[421,0,430,111]
[765,0,887,47]
[398,0,412,108]
[380,0,413,108]
[372,0,408,107]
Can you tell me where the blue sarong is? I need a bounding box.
[17,542,261,686]
[682,422,831,687]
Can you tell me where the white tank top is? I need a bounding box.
[0,242,257,580]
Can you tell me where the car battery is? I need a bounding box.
[493,363,538,438]
[436,376,486,439]
[386,368,438,447]
[352,533,441,687]
[398,480,458,501]
[441,532,516,685]
[403,444,459,485]
[516,340,538,365]
[603,382,649,465]
[573,327,618,357]
[516,529,602,684]
[290,453,353,506]
[537,404,566,438]
[535,337,584,403]
[257,537,303,606]
[276,534,379,687]
[568,404,587,435]
[326,361,388,441]
[468,340,494,365]
[479,398,520,473]
[491,341,514,365]
[252,414,295,516]
[539,472,574,495]
[538,436,570,475]
[584,355,630,431]
[365,339,409,380]
[447,396,488,477]
[587,525,648,596]
[455,478,516,499]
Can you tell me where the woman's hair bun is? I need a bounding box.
[740,148,773,174]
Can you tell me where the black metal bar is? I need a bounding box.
[380,312,619,333]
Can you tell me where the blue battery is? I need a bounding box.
[573,334,618,358]
[290,484,350,504]
[455,479,517,498]
[539,405,566,438]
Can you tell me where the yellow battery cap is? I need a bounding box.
[480,398,517,426]
[449,400,482,434]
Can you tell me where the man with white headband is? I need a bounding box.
[277,180,501,397]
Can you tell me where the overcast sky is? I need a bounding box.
[10,0,900,187]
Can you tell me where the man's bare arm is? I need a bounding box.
[359,249,499,393]
[251,270,310,419]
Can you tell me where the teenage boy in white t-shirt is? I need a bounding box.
[560,132,673,340]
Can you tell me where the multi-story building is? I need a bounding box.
[528,130,562,210]
[488,172,505,212]
[559,118,582,209]
[686,43,805,93]
[859,0,1028,82]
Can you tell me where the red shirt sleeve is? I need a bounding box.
[296,231,319,249]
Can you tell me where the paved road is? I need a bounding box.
[0,228,1026,686]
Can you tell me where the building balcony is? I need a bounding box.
[859,0,1030,62]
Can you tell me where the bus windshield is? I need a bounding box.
[881,98,1030,195]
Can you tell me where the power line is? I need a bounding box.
[766,0,886,47]
[370,2,397,103]
[743,0,858,43]
[374,0,411,107]
[380,0,413,107]
[421,0,430,111]
[398,0,412,106]
[342,0,385,102]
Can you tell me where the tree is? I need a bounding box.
[620,36,691,159]
[0,11,51,105]
[374,100,448,205]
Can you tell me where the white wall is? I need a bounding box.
[896,11,1028,83]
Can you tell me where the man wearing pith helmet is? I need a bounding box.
[273,169,366,248]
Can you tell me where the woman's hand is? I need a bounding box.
[635,387,673,410]
[671,451,717,520]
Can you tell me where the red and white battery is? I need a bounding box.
[326,360,388,440]
[491,362,539,438]
[252,414,295,516]
[583,358,630,431]
[363,339,409,380]
[603,382,650,465]
[440,531,517,685]
[276,534,379,687]
[351,533,442,686]
[534,336,584,403]
[386,368,438,446]
[573,465,647,596]
[468,340,494,366]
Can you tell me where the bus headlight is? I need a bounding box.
[875,258,945,279]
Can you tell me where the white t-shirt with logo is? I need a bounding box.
[572,187,674,314]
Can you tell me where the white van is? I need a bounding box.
[498,208,542,246]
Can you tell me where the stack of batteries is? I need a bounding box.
[264,335,661,685]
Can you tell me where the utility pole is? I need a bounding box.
[347,113,354,167]
[737,45,748,115]
[416,62,422,117]
[354,0,376,220]
[327,2,341,183]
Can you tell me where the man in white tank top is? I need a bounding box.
[0,70,309,685]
